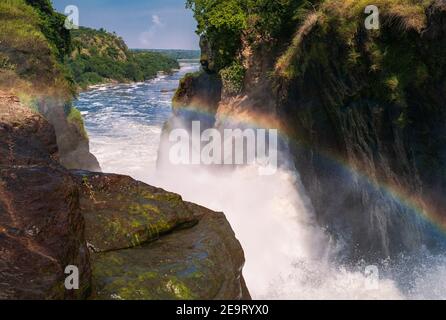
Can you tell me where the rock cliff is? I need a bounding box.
[177,0,446,262]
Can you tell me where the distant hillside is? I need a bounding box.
[68,27,180,89]
[0,0,73,95]
[132,49,201,60]
[0,0,101,171]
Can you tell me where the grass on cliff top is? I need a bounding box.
[67,105,88,139]
[323,0,430,33]
[272,0,444,134]
[0,0,73,97]
[276,0,431,80]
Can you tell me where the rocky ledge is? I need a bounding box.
[0,93,249,300]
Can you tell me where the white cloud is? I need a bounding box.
[152,14,164,27]
[137,8,199,50]
[140,14,165,46]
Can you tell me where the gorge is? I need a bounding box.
[1,0,446,300]
[75,60,446,299]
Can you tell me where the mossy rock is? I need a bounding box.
[72,171,198,252]
[91,202,250,300]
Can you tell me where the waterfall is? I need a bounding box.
[76,63,446,300]
[153,109,406,299]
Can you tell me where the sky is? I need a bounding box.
[53,0,200,50]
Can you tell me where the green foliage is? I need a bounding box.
[0,0,74,94]
[25,0,71,61]
[186,0,246,70]
[186,0,309,71]
[173,71,202,103]
[220,62,245,96]
[186,0,247,36]
[67,27,179,88]
[131,52,179,80]
[66,105,88,138]
[132,49,201,60]
[244,0,310,40]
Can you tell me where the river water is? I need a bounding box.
[75,62,446,300]
[75,62,199,181]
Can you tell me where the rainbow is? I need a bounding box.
[173,102,446,237]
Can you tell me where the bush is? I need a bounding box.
[0,0,74,94]
[220,62,245,96]
[186,0,308,71]
[66,105,88,138]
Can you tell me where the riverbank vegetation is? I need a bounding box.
[68,27,180,89]
[133,49,201,60]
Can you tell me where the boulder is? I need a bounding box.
[0,166,91,299]
[37,99,101,172]
[72,171,198,252]
[0,93,90,299]
[73,171,250,300]
[0,93,58,166]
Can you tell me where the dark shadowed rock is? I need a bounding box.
[0,166,91,299]
[172,71,222,114]
[0,93,91,299]
[0,94,58,166]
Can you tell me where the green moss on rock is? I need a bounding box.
[74,171,198,252]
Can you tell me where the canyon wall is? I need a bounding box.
[177,0,446,262]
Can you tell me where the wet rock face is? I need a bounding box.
[73,172,250,300]
[0,166,91,299]
[0,94,91,299]
[286,103,439,261]
[0,94,58,166]
[275,2,446,261]
[37,101,101,172]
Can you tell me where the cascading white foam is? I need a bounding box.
[152,117,408,299]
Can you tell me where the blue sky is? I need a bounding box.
[53,0,200,49]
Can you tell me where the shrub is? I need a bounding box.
[186,0,309,71]
[0,0,74,94]
[66,105,88,138]
[219,62,245,96]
